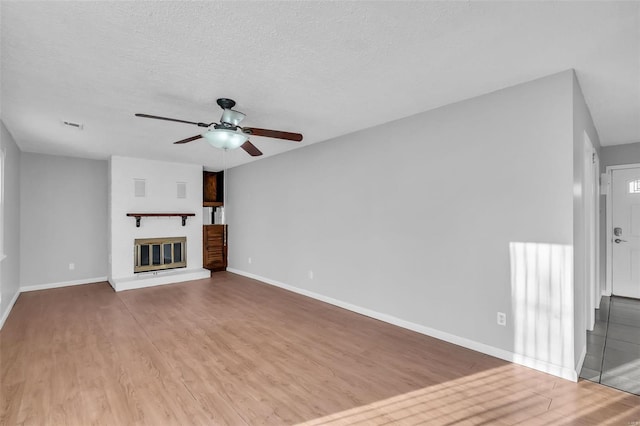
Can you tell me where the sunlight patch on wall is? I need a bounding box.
[509,242,574,370]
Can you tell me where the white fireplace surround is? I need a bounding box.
[108,156,210,291]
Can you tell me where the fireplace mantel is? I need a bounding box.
[126,213,195,227]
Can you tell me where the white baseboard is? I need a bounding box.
[21,276,108,292]
[110,268,210,292]
[0,290,20,330]
[575,344,587,379]
[227,268,579,382]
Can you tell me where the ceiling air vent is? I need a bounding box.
[62,121,84,130]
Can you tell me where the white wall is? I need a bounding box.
[108,156,207,290]
[571,72,602,369]
[227,71,578,379]
[19,153,108,288]
[0,121,21,328]
[601,142,640,167]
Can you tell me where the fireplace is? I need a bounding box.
[134,237,186,273]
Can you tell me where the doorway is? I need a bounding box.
[607,164,640,299]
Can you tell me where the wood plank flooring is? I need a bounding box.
[1,272,639,425]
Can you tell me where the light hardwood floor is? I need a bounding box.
[1,272,639,425]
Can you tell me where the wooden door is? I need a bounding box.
[203,225,227,271]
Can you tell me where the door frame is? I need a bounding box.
[605,162,640,296]
[583,135,599,330]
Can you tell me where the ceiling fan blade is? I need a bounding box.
[174,135,203,144]
[135,114,210,128]
[240,141,263,156]
[242,127,303,142]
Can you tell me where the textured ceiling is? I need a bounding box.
[1,1,639,170]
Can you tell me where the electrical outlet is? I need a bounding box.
[308,270,314,279]
[248,257,252,264]
[497,312,506,326]
[69,262,75,271]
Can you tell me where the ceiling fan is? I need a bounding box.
[135,98,303,157]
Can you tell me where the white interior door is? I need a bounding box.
[611,167,640,298]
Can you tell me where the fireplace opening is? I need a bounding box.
[134,237,186,273]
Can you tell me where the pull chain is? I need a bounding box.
[222,148,227,225]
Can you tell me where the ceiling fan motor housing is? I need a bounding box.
[220,109,245,127]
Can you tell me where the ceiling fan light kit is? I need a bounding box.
[135,98,303,157]
[202,128,248,150]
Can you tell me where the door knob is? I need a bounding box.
[614,238,627,243]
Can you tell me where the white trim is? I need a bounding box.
[583,135,598,331]
[110,268,210,292]
[605,164,612,295]
[575,343,587,378]
[605,163,640,296]
[0,290,20,330]
[594,154,601,315]
[21,276,108,292]
[606,163,640,171]
[227,268,579,382]
[0,149,5,262]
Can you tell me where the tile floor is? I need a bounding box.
[580,296,640,395]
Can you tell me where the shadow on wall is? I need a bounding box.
[509,242,574,371]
